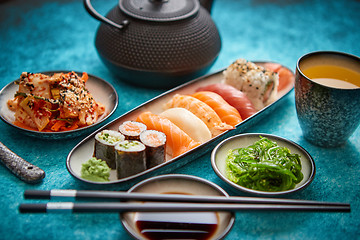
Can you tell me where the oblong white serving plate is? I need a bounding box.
[66,62,295,186]
[0,71,118,139]
[211,133,316,196]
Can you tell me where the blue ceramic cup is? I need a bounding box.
[295,51,360,147]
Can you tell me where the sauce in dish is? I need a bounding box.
[135,211,218,240]
[134,192,219,240]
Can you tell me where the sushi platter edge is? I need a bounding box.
[66,62,295,186]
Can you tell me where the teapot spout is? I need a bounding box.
[199,0,214,13]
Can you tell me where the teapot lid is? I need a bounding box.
[119,0,200,22]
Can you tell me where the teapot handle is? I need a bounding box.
[84,0,129,30]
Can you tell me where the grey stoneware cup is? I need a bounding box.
[295,51,360,147]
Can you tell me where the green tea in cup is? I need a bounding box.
[299,53,360,89]
[302,65,360,89]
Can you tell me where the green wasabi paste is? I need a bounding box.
[81,157,110,182]
[225,136,303,192]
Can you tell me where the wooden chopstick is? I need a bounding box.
[19,202,350,213]
[23,189,350,207]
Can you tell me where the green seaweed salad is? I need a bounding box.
[225,136,303,192]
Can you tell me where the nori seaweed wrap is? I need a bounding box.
[140,130,166,168]
[115,140,146,178]
[118,121,147,140]
[94,130,125,169]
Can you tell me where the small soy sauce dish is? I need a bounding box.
[120,174,235,240]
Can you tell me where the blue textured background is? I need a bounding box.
[1,0,359,239]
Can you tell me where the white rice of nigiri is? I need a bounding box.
[160,108,212,143]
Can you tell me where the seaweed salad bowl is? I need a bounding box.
[211,133,316,196]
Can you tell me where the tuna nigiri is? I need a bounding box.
[164,94,233,136]
[196,83,257,120]
[136,111,200,158]
[192,91,242,127]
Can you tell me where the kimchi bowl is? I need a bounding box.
[0,71,118,139]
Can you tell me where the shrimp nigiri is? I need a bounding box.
[196,83,257,120]
[136,111,200,158]
[164,94,233,136]
[192,91,242,127]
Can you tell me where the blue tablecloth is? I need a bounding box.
[1,0,359,239]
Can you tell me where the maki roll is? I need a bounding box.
[118,121,147,140]
[115,140,146,179]
[94,130,125,169]
[140,130,167,168]
[223,58,279,110]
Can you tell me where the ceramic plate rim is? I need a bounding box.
[0,71,118,139]
[211,133,316,196]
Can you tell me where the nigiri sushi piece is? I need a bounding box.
[263,62,282,72]
[164,94,233,136]
[191,91,242,127]
[136,111,200,158]
[223,58,279,110]
[160,108,212,143]
[196,83,257,120]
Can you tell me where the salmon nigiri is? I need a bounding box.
[192,91,242,127]
[164,94,233,136]
[136,111,200,158]
[196,83,257,120]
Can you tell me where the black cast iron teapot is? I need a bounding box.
[84,0,221,88]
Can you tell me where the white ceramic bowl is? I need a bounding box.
[120,174,235,240]
[211,133,316,196]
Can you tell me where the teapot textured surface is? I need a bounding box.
[85,0,221,88]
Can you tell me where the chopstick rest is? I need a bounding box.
[0,142,45,184]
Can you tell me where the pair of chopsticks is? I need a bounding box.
[19,189,351,213]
